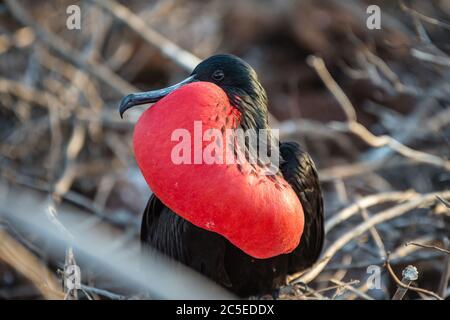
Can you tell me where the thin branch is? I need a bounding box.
[405,242,450,255]
[437,238,450,297]
[399,0,450,31]
[385,255,443,300]
[288,190,450,284]
[410,49,450,67]
[0,77,65,111]
[307,55,450,171]
[329,279,374,300]
[0,179,235,299]
[0,230,63,299]
[325,190,417,233]
[81,284,126,300]
[360,206,387,259]
[306,56,357,122]
[310,279,359,296]
[5,0,136,95]
[436,196,450,208]
[54,123,86,197]
[90,0,201,72]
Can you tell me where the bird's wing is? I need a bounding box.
[140,193,189,260]
[141,193,232,286]
[279,141,324,273]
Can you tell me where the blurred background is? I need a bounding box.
[0,0,449,300]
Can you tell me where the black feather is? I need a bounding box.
[279,142,324,273]
[139,54,324,297]
[140,143,324,297]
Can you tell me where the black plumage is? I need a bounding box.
[138,54,324,297]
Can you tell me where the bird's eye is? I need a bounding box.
[212,69,225,81]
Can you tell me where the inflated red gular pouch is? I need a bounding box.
[133,82,304,259]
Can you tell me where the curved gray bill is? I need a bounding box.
[119,75,196,118]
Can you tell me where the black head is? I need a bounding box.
[193,54,269,130]
[191,55,261,94]
[119,54,269,130]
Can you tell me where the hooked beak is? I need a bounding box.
[119,75,196,118]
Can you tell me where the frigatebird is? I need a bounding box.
[119,54,324,297]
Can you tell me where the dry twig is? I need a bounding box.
[307,55,450,171]
[405,242,450,255]
[385,255,443,300]
[5,0,136,95]
[0,230,63,299]
[288,191,450,284]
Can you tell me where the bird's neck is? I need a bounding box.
[225,85,270,132]
[226,87,280,175]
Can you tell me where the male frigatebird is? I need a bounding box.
[119,54,324,297]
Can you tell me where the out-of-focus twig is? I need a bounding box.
[436,196,450,208]
[0,229,63,300]
[5,0,136,95]
[0,179,235,299]
[399,0,450,31]
[305,279,359,298]
[89,0,201,72]
[307,55,450,171]
[437,238,450,298]
[360,206,387,259]
[288,190,450,284]
[325,190,417,233]
[81,284,126,300]
[62,247,79,300]
[329,278,373,300]
[89,0,280,126]
[0,77,64,111]
[54,123,86,197]
[410,49,450,67]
